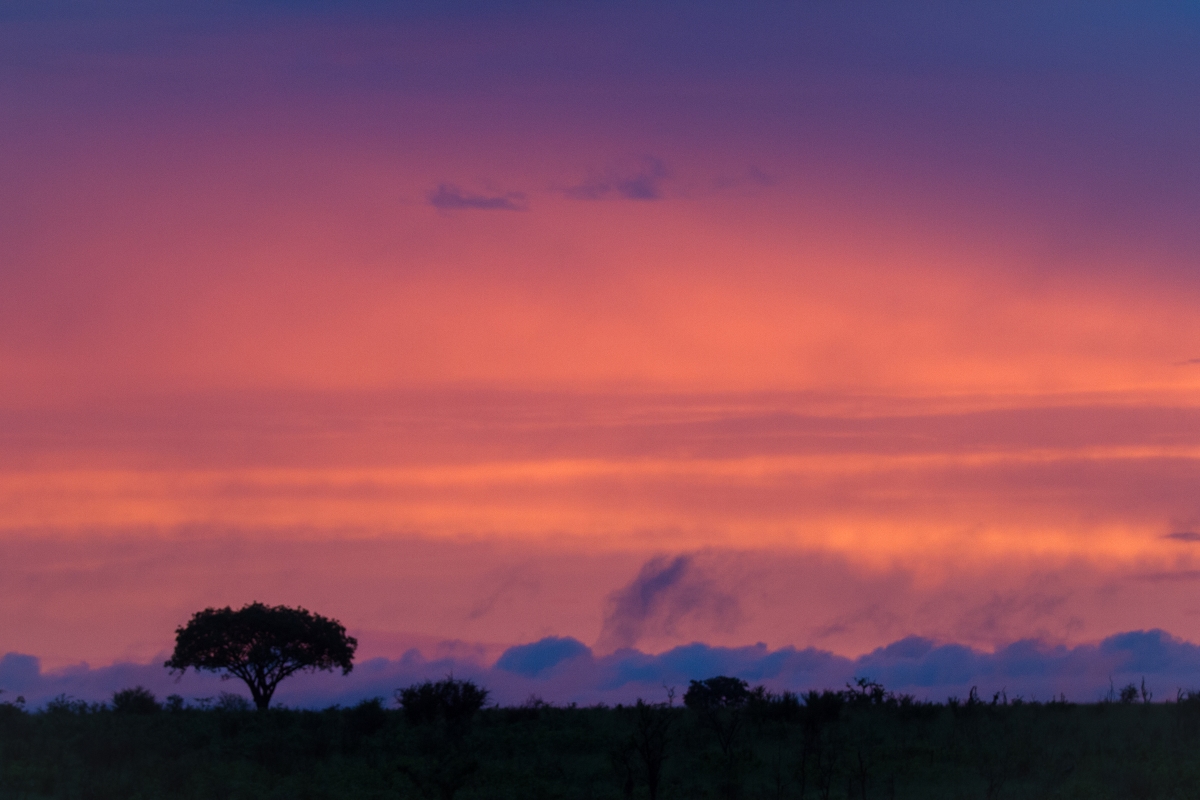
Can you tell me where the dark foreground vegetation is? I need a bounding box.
[4,678,1200,799]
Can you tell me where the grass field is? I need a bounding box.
[3,682,1199,799]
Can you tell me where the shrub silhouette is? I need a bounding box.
[111,686,159,714]
[395,678,489,800]
[346,697,388,738]
[396,677,489,729]
[44,694,97,714]
[165,602,357,710]
[0,690,25,720]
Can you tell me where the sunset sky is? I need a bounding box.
[2,2,1200,703]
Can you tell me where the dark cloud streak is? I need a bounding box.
[427,184,529,211]
[597,555,741,652]
[598,555,690,651]
[563,157,669,201]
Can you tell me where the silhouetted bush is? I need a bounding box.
[42,694,97,714]
[345,696,387,738]
[112,686,159,714]
[396,677,489,727]
[395,679,490,799]
[0,690,25,718]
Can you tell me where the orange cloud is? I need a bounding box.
[2,393,1197,575]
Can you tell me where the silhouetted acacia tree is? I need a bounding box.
[164,602,357,710]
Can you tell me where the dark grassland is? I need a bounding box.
[4,686,1200,799]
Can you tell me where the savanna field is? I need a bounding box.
[3,678,1200,799]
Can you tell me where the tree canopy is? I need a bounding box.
[165,602,356,710]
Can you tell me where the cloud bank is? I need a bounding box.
[7,629,1200,710]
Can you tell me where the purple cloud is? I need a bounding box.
[597,555,741,652]
[427,184,529,211]
[494,636,590,678]
[563,157,669,201]
[8,629,1200,710]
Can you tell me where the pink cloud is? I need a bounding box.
[2,3,1199,680]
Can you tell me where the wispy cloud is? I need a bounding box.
[563,157,669,201]
[596,555,741,652]
[598,555,690,651]
[1134,570,1200,582]
[1174,358,1200,366]
[1164,531,1200,542]
[427,184,529,211]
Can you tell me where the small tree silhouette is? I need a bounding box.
[684,676,754,756]
[165,602,356,711]
[613,688,677,800]
[685,676,757,799]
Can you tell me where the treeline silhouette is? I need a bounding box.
[4,676,1200,798]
